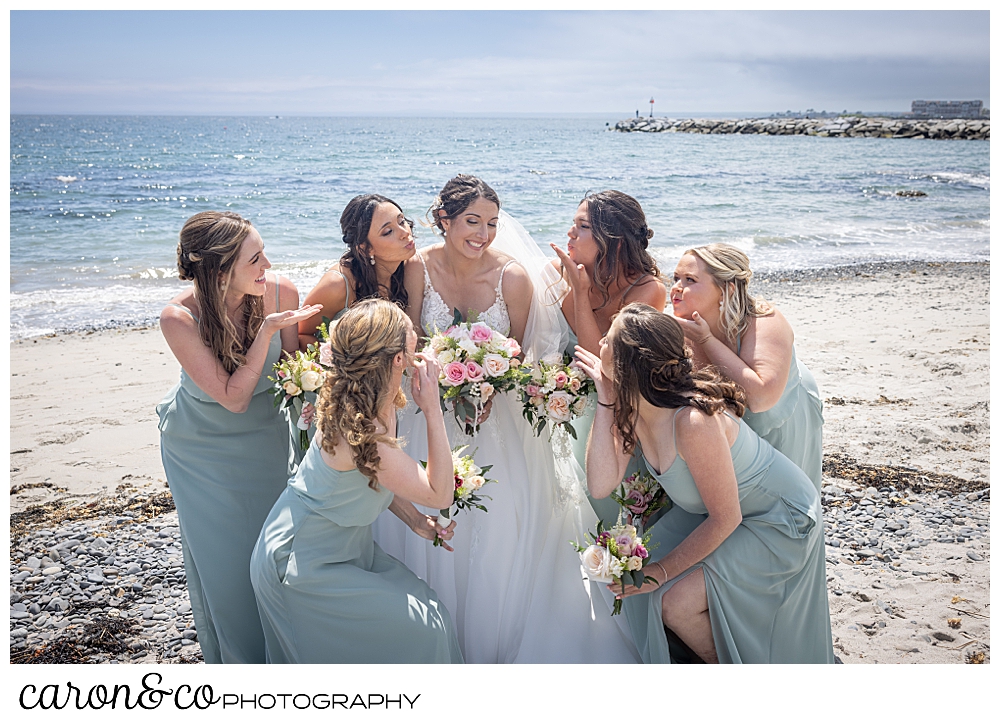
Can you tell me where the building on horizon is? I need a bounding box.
[911,100,985,119]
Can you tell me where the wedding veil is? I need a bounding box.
[490,210,569,364]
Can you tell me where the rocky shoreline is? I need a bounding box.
[613,116,990,140]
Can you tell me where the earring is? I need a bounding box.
[369,253,376,266]
[719,298,724,311]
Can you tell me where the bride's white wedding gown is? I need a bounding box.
[372,243,640,664]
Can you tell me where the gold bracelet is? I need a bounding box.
[653,561,667,584]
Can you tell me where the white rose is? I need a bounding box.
[579,545,615,583]
[572,397,588,415]
[627,556,644,571]
[430,335,450,353]
[437,348,456,365]
[479,382,494,399]
[482,353,510,378]
[300,369,323,392]
[466,475,486,490]
[458,338,479,357]
[283,381,301,396]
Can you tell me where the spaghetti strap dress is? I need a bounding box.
[738,335,824,491]
[156,279,291,664]
[287,270,352,470]
[250,439,464,663]
[624,409,835,664]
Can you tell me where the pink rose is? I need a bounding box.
[505,338,521,357]
[442,361,468,386]
[615,534,635,557]
[277,369,287,378]
[568,377,581,393]
[469,322,494,343]
[526,384,541,397]
[465,360,486,382]
[318,342,332,367]
[553,371,570,389]
[633,543,648,559]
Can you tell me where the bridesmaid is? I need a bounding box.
[297,193,416,351]
[670,243,824,490]
[576,304,835,664]
[250,299,464,663]
[157,211,322,663]
[288,194,416,464]
[548,190,667,525]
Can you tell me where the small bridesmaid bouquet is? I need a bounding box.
[573,520,658,615]
[270,350,325,450]
[424,446,496,547]
[424,310,522,435]
[611,471,673,533]
[516,355,594,439]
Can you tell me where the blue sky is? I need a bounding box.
[10,10,990,115]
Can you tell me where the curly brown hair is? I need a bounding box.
[576,190,660,310]
[316,298,409,489]
[607,303,746,454]
[177,211,265,374]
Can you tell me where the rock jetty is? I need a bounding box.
[613,116,989,140]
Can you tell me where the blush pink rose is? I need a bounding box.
[442,361,468,386]
[615,534,635,557]
[318,342,333,367]
[526,384,541,397]
[469,322,494,343]
[505,338,521,357]
[545,390,573,423]
[465,360,486,382]
[553,370,570,389]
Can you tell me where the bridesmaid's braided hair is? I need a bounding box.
[609,303,746,454]
[176,211,265,374]
[339,194,412,309]
[317,299,409,490]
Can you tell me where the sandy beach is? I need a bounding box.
[9,260,990,664]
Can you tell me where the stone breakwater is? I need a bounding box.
[9,466,990,664]
[614,117,990,140]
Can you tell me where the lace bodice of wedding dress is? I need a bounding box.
[419,250,515,336]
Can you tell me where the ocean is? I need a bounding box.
[9,115,990,339]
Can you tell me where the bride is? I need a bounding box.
[372,174,640,664]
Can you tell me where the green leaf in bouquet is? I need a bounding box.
[479,464,493,474]
[451,308,463,326]
[536,418,547,435]
[565,422,577,440]
[643,574,660,587]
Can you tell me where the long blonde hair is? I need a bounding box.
[177,211,265,373]
[685,243,772,345]
[316,299,409,489]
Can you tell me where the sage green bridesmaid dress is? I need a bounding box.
[250,439,464,664]
[739,337,824,491]
[623,409,835,664]
[157,288,290,664]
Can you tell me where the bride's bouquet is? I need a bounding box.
[270,350,325,450]
[573,520,658,615]
[517,355,594,439]
[425,446,496,547]
[424,311,523,435]
[610,470,673,532]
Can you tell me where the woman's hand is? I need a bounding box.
[410,514,457,552]
[299,401,316,428]
[263,303,325,337]
[607,563,665,600]
[410,352,443,413]
[550,244,593,296]
[674,310,714,345]
[460,396,494,426]
[572,345,614,407]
